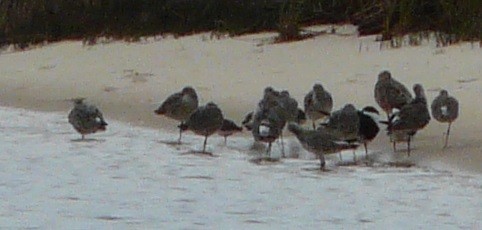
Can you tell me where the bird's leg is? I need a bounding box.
[203,135,208,153]
[393,141,396,152]
[280,133,285,158]
[319,154,326,170]
[352,150,357,162]
[364,143,368,159]
[81,134,85,140]
[224,136,227,145]
[266,142,272,157]
[178,122,183,144]
[444,122,452,148]
[407,136,411,157]
[312,120,316,130]
[338,152,343,161]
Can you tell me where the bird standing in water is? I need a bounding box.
[68,98,108,140]
[179,102,224,153]
[155,86,198,144]
[431,89,459,148]
[217,119,243,145]
[304,83,333,129]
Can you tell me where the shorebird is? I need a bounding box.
[431,89,459,148]
[217,119,243,144]
[243,87,281,131]
[251,107,286,157]
[179,102,224,153]
[277,90,299,122]
[374,71,412,120]
[357,106,381,157]
[304,83,333,129]
[386,84,431,156]
[155,86,198,143]
[288,123,358,170]
[319,104,360,161]
[242,111,254,131]
[296,108,307,125]
[258,87,281,110]
[68,98,108,140]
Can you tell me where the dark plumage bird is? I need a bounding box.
[288,123,358,170]
[251,107,286,157]
[242,111,254,131]
[277,90,299,122]
[374,71,413,120]
[357,106,381,157]
[304,83,333,129]
[68,98,108,140]
[217,119,243,144]
[155,86,198,143]
[431,89,459,148]
[296,108,307,125]
[322,104,360,141]
[386,84,431,156]
[319,104,360,160]
[179,102,224,153]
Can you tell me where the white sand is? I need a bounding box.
[1,25,481,172]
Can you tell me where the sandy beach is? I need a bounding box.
[1,25,481,173]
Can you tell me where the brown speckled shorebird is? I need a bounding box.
[68,98,108,140]
[304,83,333,129]
[374,71,412,120]
[155,86,198,143]
[431,89,459,148]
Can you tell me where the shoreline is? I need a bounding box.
[1,26,481,173]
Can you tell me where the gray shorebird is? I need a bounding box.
[374,71,412,120]
[319,104,360,161]
[431,89,459,148]
[243,87,281,131]
[217,119,243,144]
[179,102,224,153]
[277,90,299,122]
[68,98,108,140]
[155,86,198,143]
[288,123,358,170]
[258,87,281,110]
[386,84,431,156]
[357,106,381,157]
[251,106,286,157]
[304,83,333,129]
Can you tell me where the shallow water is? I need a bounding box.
[1,107,481,229]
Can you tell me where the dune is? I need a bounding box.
[1,25,481,172]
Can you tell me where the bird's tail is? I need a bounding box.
[154,106,166,115]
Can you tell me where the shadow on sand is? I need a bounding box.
[70,138,106,143]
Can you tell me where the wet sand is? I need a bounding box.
[1,25,481,172]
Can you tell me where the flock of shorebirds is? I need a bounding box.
[67,70,459,170]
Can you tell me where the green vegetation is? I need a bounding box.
[0,0,480,48]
